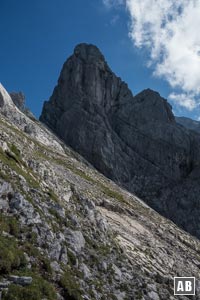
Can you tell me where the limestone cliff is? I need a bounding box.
[40,43,200,239]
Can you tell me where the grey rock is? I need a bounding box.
[8,276,32,286]
[60,248,68,265]
[0,141,8,152]
[114,292,126,300]
[0,281,10,289]
[9,92,25,111]
[24,123,36,135]
[176,116,200,134]
[0,83,15,109]
[9,192,41,225]
[50,261,62,273]
[49,241,62,261]
[147,291,160,300]
[101,261,108,272]
[0,182,12,211]
[80,263,91,279]
[112,264,122,280]
[64,229,85,252]
[9,92,37,121]
[40,43,200,239]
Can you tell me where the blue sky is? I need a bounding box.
[1,0,199,119]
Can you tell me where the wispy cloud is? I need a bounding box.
[110,14,120,26]
[168,93,197,111]
[103,0,124,9]
[103,0,200,111]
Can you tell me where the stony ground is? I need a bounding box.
[1,86,200,299]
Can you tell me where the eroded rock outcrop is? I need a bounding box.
[9,92,25,111]
[40,43,200,238]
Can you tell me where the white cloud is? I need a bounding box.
[104,0,200,111]
[169,93,197,111]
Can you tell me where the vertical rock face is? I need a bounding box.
[40,43,200,237]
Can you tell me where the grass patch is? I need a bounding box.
[59,267,83,300]
[99,184,124,202]
[0,236,27,274]
[0,215,20,238]
[10,144,21,159]
[0,148,40,189]
[47,189,59,203]
[67,249,77,266]
[2,274,56,300]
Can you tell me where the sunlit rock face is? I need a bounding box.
[40,43,200,238]
[1,74,200,299]
[0,83,16,109]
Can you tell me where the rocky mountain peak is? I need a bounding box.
[133,88,175,123]
[40,44,200,239]
[2,47,200,299]
[40,43,131,129]
[73,43,106,64]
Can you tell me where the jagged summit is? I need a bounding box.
[134,88,175,123]
[73,43,106,63]
[40,43,132,129]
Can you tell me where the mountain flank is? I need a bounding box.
[1,79,200,299]
[40,43,200,239]
[176,116,200,134]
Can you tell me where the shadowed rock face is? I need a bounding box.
[40,43,200,238]
[176,116,200,134]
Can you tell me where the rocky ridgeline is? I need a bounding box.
[40,43,200,239]
[176,116,200,134]
[1,81,200,299]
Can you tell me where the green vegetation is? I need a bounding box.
[48,208,61,221]
[0,147,39,189]
[2,275,56,300]
[10,144,21,160]
[0,236,27,274]
[0,215,20,238]
[60,268,83,300]
[21,241,53,279]
[101,185,124,201]
[71,168,96,183]
[0,169,10,181]
[67,249,77,266]
[47,189,59,203]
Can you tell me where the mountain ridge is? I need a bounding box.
[40,43,200,239]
